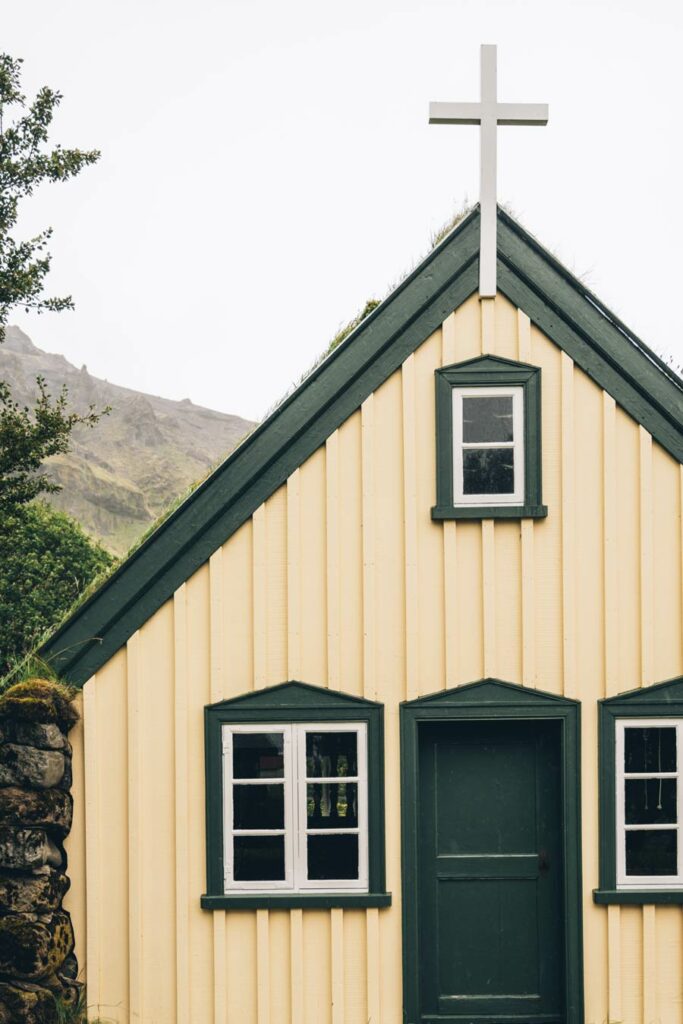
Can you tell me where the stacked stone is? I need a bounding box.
[0,679,80,1024]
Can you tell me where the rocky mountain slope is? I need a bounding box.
[1,327,255,555]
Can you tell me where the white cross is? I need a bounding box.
[429,45,548,297]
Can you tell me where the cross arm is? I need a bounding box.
[496,102,548,126]
[429,102,483,126]
[429,100,548,126]
[428,46,548,298]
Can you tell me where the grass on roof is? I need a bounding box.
[0,200,542,687]
[7,198,682,689]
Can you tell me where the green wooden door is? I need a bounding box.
[417,720,564,1024]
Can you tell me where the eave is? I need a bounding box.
[40,207,683,685]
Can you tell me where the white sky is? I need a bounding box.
[3,0,682,421]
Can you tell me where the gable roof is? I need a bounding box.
[41,206,683,686]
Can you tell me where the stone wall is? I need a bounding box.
[0,679,81,1024]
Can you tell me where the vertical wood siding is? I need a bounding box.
[64,293,683,1023]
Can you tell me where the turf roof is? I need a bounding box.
[41,206,683,686]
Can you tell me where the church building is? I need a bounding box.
[44,49,683,1024]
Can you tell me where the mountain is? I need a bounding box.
[0,327,255,555]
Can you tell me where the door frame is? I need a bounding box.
[400,678,583,1024]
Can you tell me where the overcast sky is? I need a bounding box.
[3,0,682,421]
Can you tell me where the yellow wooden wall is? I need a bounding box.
[63,292,683,1023]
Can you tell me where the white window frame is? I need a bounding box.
[616,717,683,889]
[222,721,368,893]
[452,385,524,506]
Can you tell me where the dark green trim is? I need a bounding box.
[40,213,480,686]
[497,211,683,464]
[432,355,544,520]
[200,892,391,910]
[593,889,683,905]
[40,206,683,686]
[597,675,683,902]
[203,680,389,908]
[400,678,584,1024]
[432,504,547,520]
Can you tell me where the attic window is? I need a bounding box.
[453,386,524,505]
[432,356,547,521]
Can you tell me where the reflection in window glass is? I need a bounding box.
[625,727,676,773]
[625,778,676,826]
[307,783,358,828]
[306,731,358,777]
[463,449,514,495]
[224,723,368,891]
[452,386,523,506]
[462,395,513,443]
[618,720,681,886]
[233,732,284,779]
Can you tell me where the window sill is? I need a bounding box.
[431,504,548,521]
[593,888,683,905]
[201,891,392,910]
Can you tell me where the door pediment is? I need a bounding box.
[403,677,579,709]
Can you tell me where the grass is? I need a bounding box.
[5,202,474,687]
[0,200,486,689]
[54,989,115,1024]
[0,651,72,696]
[429,200,475,248]
[10,195,681,691]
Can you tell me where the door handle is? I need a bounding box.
[538,849,550,873]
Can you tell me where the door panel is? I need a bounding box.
[417,720,564,1023]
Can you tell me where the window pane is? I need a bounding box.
[624,727,676,773]
[233,733,284,779]
[462,395,514,443]
[234,835,285,881]
[306,732,358,777]
[233,784,284,830]
[307,783,358,829]
[463,449,514,495]
[625,779,677,825]
[307,834,359,880]
[625,829,677,876]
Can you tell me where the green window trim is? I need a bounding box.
[200,892,392,910]
[593,889,683,905]
[400,678,584,1024]
[432,355,547,520]
[202,680,390,909]
[595,675,683,905]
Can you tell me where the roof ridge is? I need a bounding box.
[497,207,683,393]
[39,208,683,686]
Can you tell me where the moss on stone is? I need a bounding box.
[0,788,72,835]
[0,827,61,871]
[0,913,73,980]
[0,681,78,732]
[0,980,58,1024]
[0,869,68,915]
